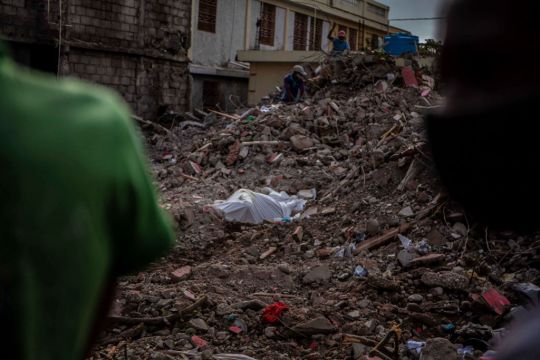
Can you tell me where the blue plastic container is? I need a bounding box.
[384,33,419,56]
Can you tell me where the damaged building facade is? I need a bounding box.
[190,0,392,108]
[0,0,191,119]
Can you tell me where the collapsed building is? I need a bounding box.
[0,0,191,119]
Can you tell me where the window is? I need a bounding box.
[342,0,360,5]
[259,3,276,46]
[293,13,309,50]
[309,17,323,51]
[348,27,358,51]
[198,0,217,33]
[367,3,386,18]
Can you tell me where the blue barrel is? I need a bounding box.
[384,33,419,56]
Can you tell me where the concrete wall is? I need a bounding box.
[248,62,291,105]
[0,0,191,120]
[285,9,294,51]
[191,0,247,66]
[321,20,330,50]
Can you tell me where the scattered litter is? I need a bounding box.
[262,302,289,324]
[407,340,426,354]
[457,345,475,358]
[482,289,511,315]
[191,336,208,348]
[354,265,368,278]
[398,234,413,250]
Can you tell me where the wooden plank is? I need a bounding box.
[208,109,240,121]
[354,223,410,254]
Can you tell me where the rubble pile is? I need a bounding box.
[89,55,540,360]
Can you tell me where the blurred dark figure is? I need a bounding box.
[0,42,173,359]
[426,0,540,359]
[428,0,540,231]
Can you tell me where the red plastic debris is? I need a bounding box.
[191,335,207,348]
[482,288,511,315]
[309,341,319,351]
[401,66,419,87]
[229,326,242,334]
[262,302,289,324]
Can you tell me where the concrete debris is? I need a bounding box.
[91,53,528,360]
[303,265,332,284]
[420,338,458,360]
[421,271,469,290]
[290,317,337,335]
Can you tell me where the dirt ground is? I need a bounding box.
[88,56,540,360]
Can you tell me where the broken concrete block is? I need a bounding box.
[302,265,332,284]
[171,266,192,281]
[291,316,337,335]
[421,271,469,290]
[189,318,209,331]
[290,135,314,151]
[398,206,414,217]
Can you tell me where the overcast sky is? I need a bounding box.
[377,0,450,41]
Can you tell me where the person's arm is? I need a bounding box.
[105,100,174,276]
[327,23,336,41]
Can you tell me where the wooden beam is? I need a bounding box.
[354,223,411,254]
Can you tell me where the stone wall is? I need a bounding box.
[0,0,191,119]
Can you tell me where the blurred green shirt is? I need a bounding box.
[0,42,174,359]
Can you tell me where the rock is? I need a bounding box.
[304,250,315,259]
[398,249,417,268]
[347,310,361,320]
[232,299,267,311]
[216,303,234,316]
[407,303,422,313]
[409,312,438,326]
[366,218,380,234]
[432,287,444,296]
[410,253,445,267]
[298,189,315,200]
[426,228,445,246]
[189,318,209,331]
[264,326,277,338]
[368,276,400,291]
[291,317,337,335]
[290,135,314,151]
[303,265,332,284]
[452,222,468,237]
[420,338,458,360]
[408,294,424,303]
[352,343,368,359]
[215,331,228,341]
[363,319,377,333]
[399,206,414,217]
[421,271,469,290]
[338,272,351,281]
[358,299,371,308]
[246,246,260,257]
[201,350,213,360]
[171,266,192,281]
[278,263,291,274]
